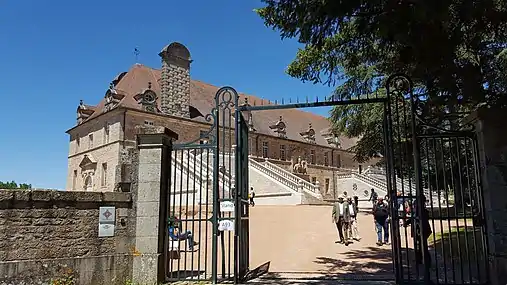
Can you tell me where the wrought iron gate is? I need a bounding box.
[385,74,490,284]
[234,111,250,283]
[163,87,238,283]
[161,74,489,284]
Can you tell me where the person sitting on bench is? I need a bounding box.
[167,216,198,251]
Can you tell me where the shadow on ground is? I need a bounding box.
[251,246,395,284]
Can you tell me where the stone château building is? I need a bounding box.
[65,42,373,195]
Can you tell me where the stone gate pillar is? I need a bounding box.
[132,126,178,284]
[470,107,507,285]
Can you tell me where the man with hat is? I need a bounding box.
[332,194,352,245]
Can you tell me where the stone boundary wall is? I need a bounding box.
[0,189,134,285]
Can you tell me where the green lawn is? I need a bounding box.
[429,223,484,261]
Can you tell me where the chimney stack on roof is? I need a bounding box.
[158,42,192,118]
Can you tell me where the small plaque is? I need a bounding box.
[99,206,116,223]
[218,220,234,231]
[220,201,235,212]
[98,223,115,237]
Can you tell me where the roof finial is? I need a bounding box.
[79,99,84,106]
[148,81,152,89]
[279,115,283,121]
[134,47,140,63]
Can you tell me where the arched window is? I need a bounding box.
[84,176,93,191]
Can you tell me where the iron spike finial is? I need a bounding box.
[316,95,319,103]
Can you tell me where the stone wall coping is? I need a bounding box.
[135,125,179,148]
[0,189,131,204]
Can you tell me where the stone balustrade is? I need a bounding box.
[259,158,322,198]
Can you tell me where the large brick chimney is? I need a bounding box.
[159,42,191,118]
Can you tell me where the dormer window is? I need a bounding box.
[134,82,158,113]
[321,127,342,148]
[103,83,124,112]
[77,100,95,125]
[300,123,316,144]
[269,116,287,138]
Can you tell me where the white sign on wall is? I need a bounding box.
[218,220,234,231]
[220,201,235,212]
[98,206,116,237]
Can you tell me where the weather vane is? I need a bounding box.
[134,47,140,62]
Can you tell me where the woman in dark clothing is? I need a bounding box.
[414,196,432,267]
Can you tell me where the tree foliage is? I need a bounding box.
[0,181,32,190]
[257,0,507,162]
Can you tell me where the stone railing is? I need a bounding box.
[257,158,322,198]
[173,152,233,195]
[248,158,301,193]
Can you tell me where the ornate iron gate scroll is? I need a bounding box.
[386,74,490,284]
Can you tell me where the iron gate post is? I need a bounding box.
[211,107,219,284]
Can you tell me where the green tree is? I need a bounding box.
[0,181,32,189]
[256,1,506,210]
[257,0,507,161]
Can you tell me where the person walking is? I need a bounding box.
[348,196,361,241]
[369,188,378,207]
[332,195,352,245]
[372,197,390,246]
[414,195,432,267]
[249,187,255,206]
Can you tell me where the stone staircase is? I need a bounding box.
[170,150,442,207]
[248,158,324,205]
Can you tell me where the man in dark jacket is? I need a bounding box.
[414,196,432,267]
[373,197,390,246]
[369,188,378,206]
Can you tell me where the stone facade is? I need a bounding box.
[0,189,133,285]
[66,109,125,192]
[65,41,376,195]
[159,43,191,118]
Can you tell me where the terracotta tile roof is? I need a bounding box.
[82,64,358,150]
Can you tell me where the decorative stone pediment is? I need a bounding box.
[321,127,342,148]
[269,116,287,138]
[104,83,124,112]
[134,82,158,113]
[300,123,316,143]
[77,100,95,125]
[79,154,97,169]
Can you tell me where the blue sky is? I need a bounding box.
[0,0,335,189]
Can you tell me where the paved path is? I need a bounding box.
[249,205,394,279]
